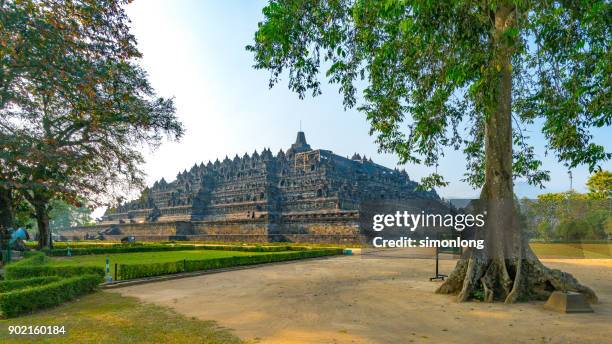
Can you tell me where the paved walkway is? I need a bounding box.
[111,253,612,344]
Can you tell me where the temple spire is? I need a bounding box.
[295,131,307,146]
[287,130,311,154]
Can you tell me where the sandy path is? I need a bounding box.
[111,253,612,344]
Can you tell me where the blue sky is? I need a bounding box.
[113,0,610,210]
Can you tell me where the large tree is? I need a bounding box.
[0,0,183,248]
[247,0,610,303]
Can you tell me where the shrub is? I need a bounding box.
[119,248,342,280]
[23,250,46,259]
[0,274,101,318]
[26,241,145,248]
[0,276,61,293]
[4,264,105,280]
[0,252,105,318]
[9,252,48,267]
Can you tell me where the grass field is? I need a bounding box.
[530,242,611,258]
[48,249,291,268]
[43,243,612,266]
[0,292,240,344]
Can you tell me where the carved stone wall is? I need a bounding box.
[60,132,441,243]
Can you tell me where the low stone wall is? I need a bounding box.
[58,222,188,241]
[58,214,364,244]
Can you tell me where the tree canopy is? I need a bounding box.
[523,191,609,241]
[0,0,184,247]
[247,0,610,189]
[586,169,612,199]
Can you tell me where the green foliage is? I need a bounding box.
[0,252,103,317]
[0,274,101,318]
[471,288,485,301]
[118,248,342,280]
[4,252,104,280]
[605,216,612,235]
[248,1,610,189]
[48,199,95,231]
[557,219,594,241]
[0,276,61,293]
[8,252,48,267]
[535,221,555,241]
[4,264,105,280]
[7,197,95,237]
[26,241,142,249]
[0,0,184,248]
[47,249,300,269]
[586,170,612,199]
[11,195,36,230]
[522,190,610,241]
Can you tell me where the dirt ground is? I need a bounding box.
[112,250,612,344]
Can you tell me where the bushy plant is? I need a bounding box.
[119,249,342,280]
[4,264,104,280]
[0,252,105,318]
[0,276,61,293]
[9,252,48,266]
[0,274,101,318]
[557,219,595,241]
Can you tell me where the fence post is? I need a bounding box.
[429,234,448,281]
[183,259,186,272]
[114,263,118,281]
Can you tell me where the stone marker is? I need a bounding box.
[544,291,593,313]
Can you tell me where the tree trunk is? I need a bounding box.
[33,193,52,249]
[0,187,14,231]
[0,188,14,260]
[435,5,597,304]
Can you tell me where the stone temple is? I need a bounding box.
[60,132,441,243]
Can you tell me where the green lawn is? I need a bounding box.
[0,292,241,344]
[530,242,611,259]
[48,249,289,268]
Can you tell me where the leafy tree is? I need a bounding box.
[523,173,610,242]
[11,194,36,230]
[535,221,554,241]
[0,0,184,248]
[48,199,94,231]
[0,189,14,231]
[586,170,612,199]
[557,219,593,241]
[248,0,610,303]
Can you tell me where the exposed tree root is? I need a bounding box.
[435,246,598,304]
[436,192,598,304]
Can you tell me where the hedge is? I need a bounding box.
[43,244,302,256]
[0,276,61,293]
[0,252,104,318]
[26,241,137,248]
[119,248,343,280]
[4,252,104,280]
[4,264,105,280]
[0,274,101,318]
[9,252,48,266]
